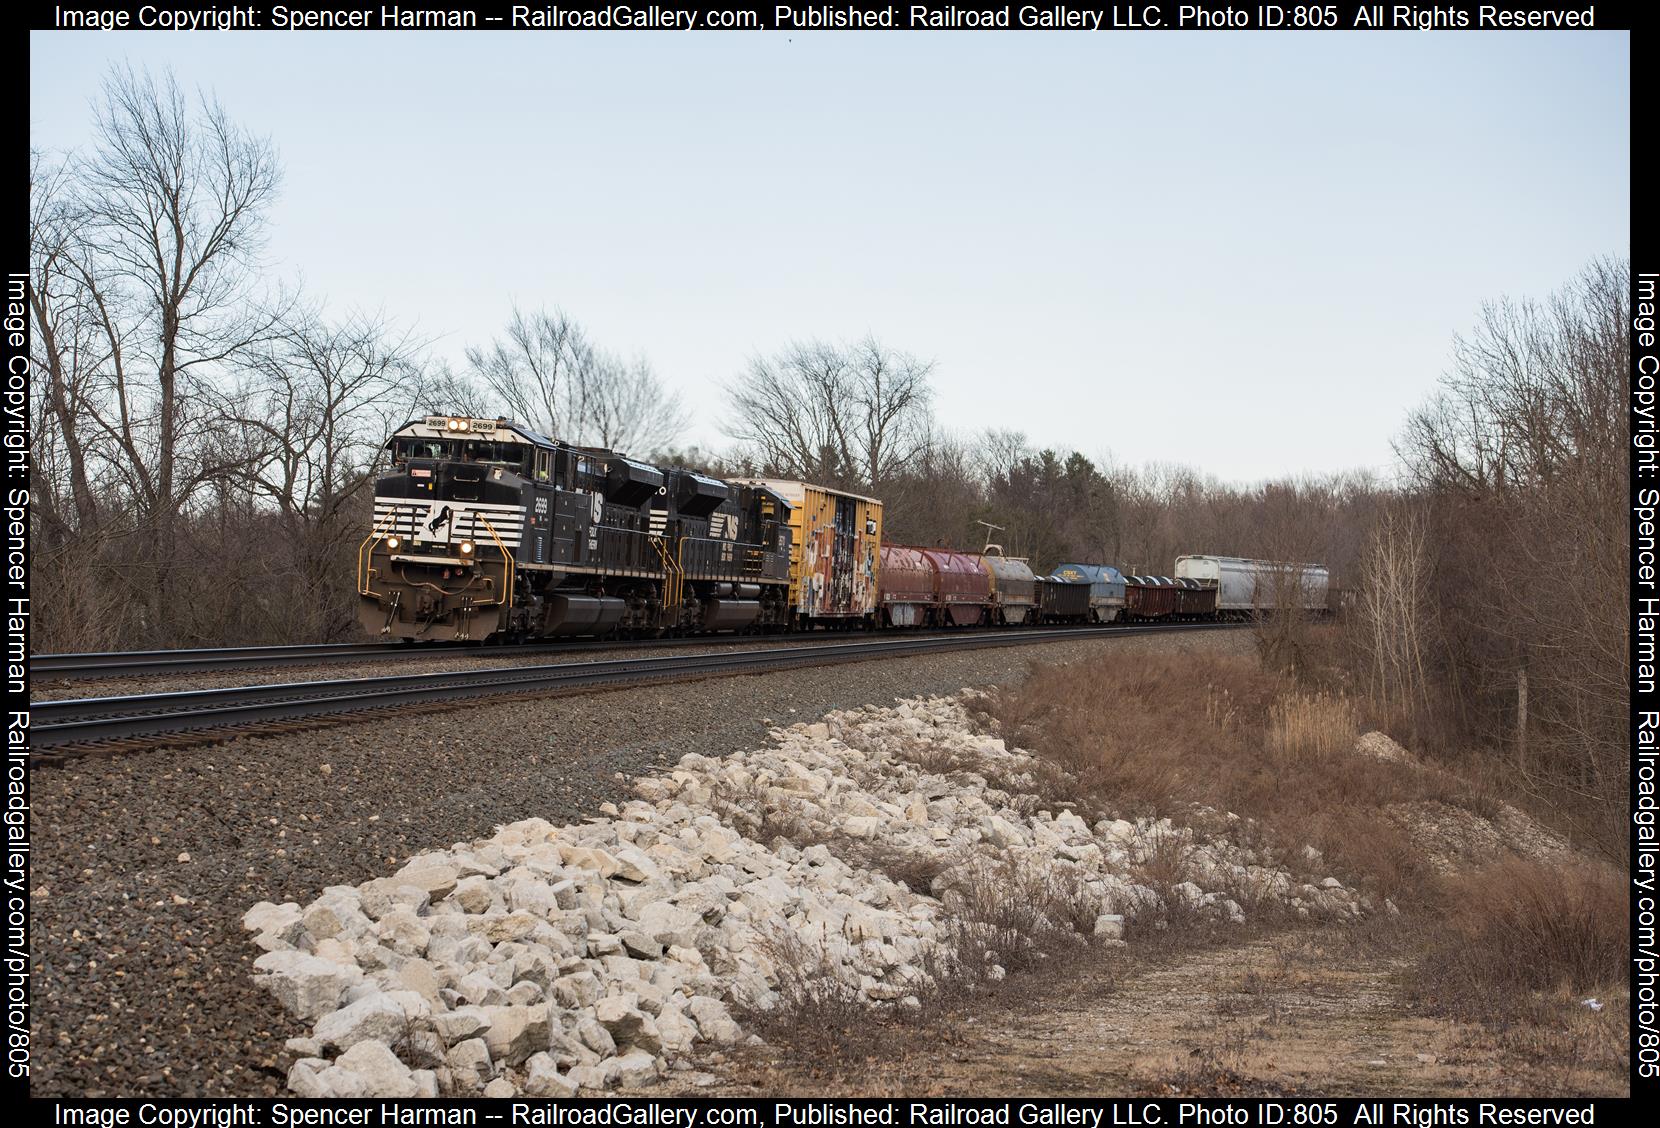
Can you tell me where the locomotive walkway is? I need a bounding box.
[30,622,1242,760]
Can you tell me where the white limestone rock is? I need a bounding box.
[313,993,423,1052]
[255,692,1360,1099]
[253,950,364,1022]
[523,1052,579,1097]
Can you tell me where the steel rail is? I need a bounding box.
[29,633,900,678]
[30,622,1243,756]
[30,619,1212,679]
[31,641,415,677]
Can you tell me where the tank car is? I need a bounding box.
[1173,554,1329,618]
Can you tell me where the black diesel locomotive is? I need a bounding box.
[358,416,793,641]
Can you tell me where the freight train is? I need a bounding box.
[357,416,1328,642]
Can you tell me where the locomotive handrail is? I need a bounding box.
[474,512,515,612]
[651,535,685,621]
[356,510,401,598]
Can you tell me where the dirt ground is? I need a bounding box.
[657,923,1628,1098]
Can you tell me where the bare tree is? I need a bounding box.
[725,335,933,490]
[231,308,429,638]
[419,361,495,420]
[238,308,426,518]
[1355,505,1432,713]
[28,150,104,536]
[71,66,283,530]
[463,306,686,452]
[583,353,689,455]
[1394,258,1629,856]
[464,306,592,436]
[28,66,284,644]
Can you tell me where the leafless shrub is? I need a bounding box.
[741,924,885,1060]
[1415,858,1627,1003]
[821,838,955,896]
[703,777,828,850]
[937,857,1098,974]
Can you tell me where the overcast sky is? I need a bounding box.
[30,30,1628,483]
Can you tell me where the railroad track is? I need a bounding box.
[31,626,1085,679]
[30,638,656,679]
[29,622,1243,761]
[30,619,1231,680]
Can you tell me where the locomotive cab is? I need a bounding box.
[362,416,544,640]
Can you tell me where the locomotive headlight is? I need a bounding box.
[386,535,402,550]
[446,418,463,431]
[459,540,475,556]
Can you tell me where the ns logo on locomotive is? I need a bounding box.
[357,416,1328,643]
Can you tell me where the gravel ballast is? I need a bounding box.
[29,629,1251,1096]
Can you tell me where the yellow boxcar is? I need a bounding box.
[733,479,882,625]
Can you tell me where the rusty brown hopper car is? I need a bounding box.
[1123,575,1179,620]
[1174,577,1218,619]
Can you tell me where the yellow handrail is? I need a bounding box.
[651,535,684,621]
[474,513,515,612]
[357,509,401,598]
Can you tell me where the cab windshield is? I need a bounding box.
[391,438,453,463]
[460,441,527,473]
[389,438,528,475]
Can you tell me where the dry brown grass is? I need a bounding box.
[981,653,1629,1088]
[1390,858,1633,1084]
[982,652,1502,901]
[1267,690,1359,764]
[1415,858,1628,1002]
